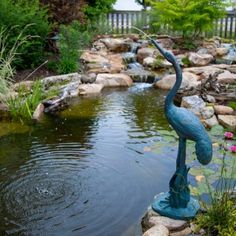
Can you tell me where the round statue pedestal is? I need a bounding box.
[152,193,200,220]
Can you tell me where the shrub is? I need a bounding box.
[56,21,93,74]
[0,0,51,69]
[149,0,227,38]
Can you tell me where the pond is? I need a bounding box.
[0,84,180,236]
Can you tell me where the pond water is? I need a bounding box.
[0,84,179,236]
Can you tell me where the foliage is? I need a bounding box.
[0,0,51,69]
[148,0,227,38]
[56,21,93,74]
[7,80,43,122]
[188,126,236,235]
[228,101,236,110]
[83,0,116,22]
[40,0,115,24]
[0,27,28,97]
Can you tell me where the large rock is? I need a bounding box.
[95,73,133,87]
[81,51,125,73]
[214,105,234,115]
[181,95,206,117]
[137,47,158,64]
[12,80,34,92]
[218,115,236,130]
[188,53,214,66]
[155,72,200,90]
[78,84,104,95]
[156,37,174,49]
[200,106,215,119]
[143,225,169,236]
[100,38,132,52]
[217,70,236,84]
[147,216,188,231]
[183,66,224,81]
[42,73,81,90]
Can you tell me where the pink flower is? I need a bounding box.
[230,145,236,153]
[224,132,234,139]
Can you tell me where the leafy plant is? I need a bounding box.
[189,127,236,235]
[57,21,93,74]
[7,80,43,122]
[148,0,227,38]
[227,101,236,110]
[0,27,28,98]
[0,0,51,69]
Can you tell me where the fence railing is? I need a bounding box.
[101,10,236,39]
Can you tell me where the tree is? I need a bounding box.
[149,0,227,38]
[135,0,149,10]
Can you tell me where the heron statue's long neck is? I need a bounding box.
[151,39,182,109]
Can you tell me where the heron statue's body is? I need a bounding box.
[151,39,212,219]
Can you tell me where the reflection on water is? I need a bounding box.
[0,84,177,236]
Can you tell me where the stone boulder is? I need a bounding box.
[78,84,104,96]
[81,51,125,74]
[155,72,200,90]
[188,53,214,66]
[181,95,206,118]
[217,70,236,84]
[12,80,34,92]
[216,47,229,56]
[95,73,133,87]
[100,38,132,52]
[137,47,158,64]
[143,225,169,236]
[183,66,223,81]
[156,37,174,49]
[214,105,234,115]
[218,115,236,130]
[42,73,81,90]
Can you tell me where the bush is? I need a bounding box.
[149,0,227,38]
[56,21,93,74]
[0,0,51,69]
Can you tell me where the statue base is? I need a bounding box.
[152,192,200,220]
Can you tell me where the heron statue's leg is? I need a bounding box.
[176,138,186,169]
[169,137,190,208]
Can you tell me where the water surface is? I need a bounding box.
[0,84,178,236]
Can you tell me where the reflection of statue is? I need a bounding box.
[151,39,212,219]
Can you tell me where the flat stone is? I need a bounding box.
[32,103,45,122]
[78,84,104,95]
[188,53,214,66]
[95,73,133,87]
[170,227,192,236]
[143,224,169,236]
[203,115,219,129]
[42,73,81,90]
[214,105,234,115]
[80,51,109,64]
[217,70,236,84]
[148,216,188,231]
[155,72,200,90]
[218,115,236,130]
